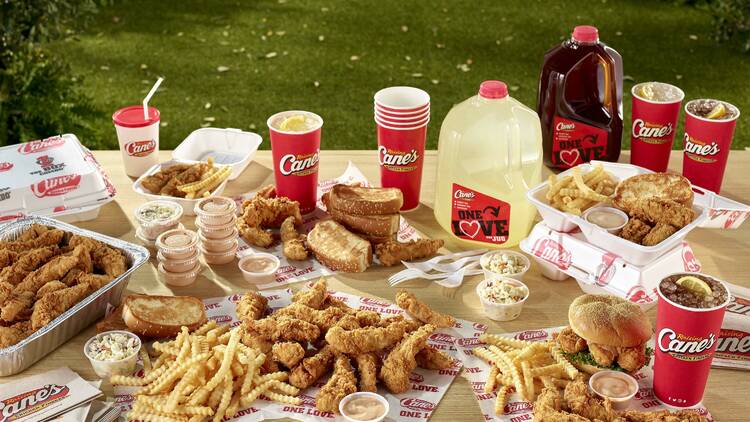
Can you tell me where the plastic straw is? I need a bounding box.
[143,77,164,120]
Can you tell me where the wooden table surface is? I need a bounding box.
[4,150,749,421]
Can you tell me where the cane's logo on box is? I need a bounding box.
[429,333,456,345]
[531,238,571,270]
[684,133,720,163]
[400,398,434,412]
[504,401,532,415]
[515,330,547,342]
[715,329,750,359]
[17,136,65,155]
[657,328,716,362]
[727,296,750,317]
[626,286,653,304]
[682,244,701,272]
[632,119,673,144]
[125,139,156,157]
[378,146,420,172]
[279,152,319,176]
[30,174,81,198]
[30,155,66,176]
[595,252,618,286]
[0,163,12,173]
[0,384,70,422]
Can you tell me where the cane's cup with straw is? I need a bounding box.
[113,78,163,177]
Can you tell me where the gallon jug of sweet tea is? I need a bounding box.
[537,25,623,169]
[434,80,543,248]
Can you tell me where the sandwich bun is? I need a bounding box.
[568,294,652,348]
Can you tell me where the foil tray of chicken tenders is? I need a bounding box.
[0,216,149,376]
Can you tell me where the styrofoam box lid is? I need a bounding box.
[172,128,262,180]
[0,134,115,217]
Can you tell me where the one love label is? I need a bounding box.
[450,183,510,244]
[551,116,609,168]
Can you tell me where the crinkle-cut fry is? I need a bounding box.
[521,361,535,401]
[472,347,503,365]
[153,353,174,371]
[530,363,565,377]
[207,384,223,409]
[225,392,241,420]
[127,410,188,422]
[489,345,520,360]
[187,385,211,406]
[484,365,499,393]
[480,334,533,349]
[254,371,288,382]
[133,401,214,417]
[188,416,203,422]
[551,345,579,379]
[192,319,217,336]
[145,354,210,394]
[153,341,180,356]
[572,169,609,202]
[217,331,232,344]
[212,375,233,422]
[494,385,509,415]
[240,380,272,407]
[111,365,167,386]
[496,372,513,387]
[231,361,245,377]
[263,391,302,405]
[241,354,265,394]
[205,328,240,391]
[176,328,191,362]
[268,380,299,396]
[178,166,230,193]
[513,342,549,363]
[495,350,527,401]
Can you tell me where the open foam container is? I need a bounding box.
[172,128,262,180]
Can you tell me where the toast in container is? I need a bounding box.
[329,185,403,215]
[123,295,206,337]
[307,220,372,272]
[613,173,693,210]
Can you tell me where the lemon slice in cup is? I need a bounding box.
[676,275,712,296]
[706,103,727,120]
[638,84,655,101]
[278,115,308,132]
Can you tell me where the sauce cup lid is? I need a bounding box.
[588,370,639,402]
[156,228,200,252]
[238,253,280,276]
[194,196,237,216]
[338,391,390,422]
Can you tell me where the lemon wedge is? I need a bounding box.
[639,84,655,101]
[706,103,727,120]
[676,275,712,296]
[278,115,308,132]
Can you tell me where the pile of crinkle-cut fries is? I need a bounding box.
[473,333,580,416]
[546,164,617,215]
[112,320,300,422]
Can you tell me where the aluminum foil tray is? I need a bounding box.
[0,216,149,376]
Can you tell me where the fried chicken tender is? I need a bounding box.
[533,387,590,422]
[14,245,90,294]
[326,323,407,355]
[564,379,618,421]
[619,218,651,244]
[415,345,454,370]
[556,327,588,354]
[236,220,274,248]
[272,341,306,368]
[320,295,356,315]
[291,278,328,309]
[0,291,34,322]
[236,291,268,322]
[395,290,456,328]
[316,355,357,413]
[274,302,345,331]
[0,321,32,348]
[0,250,17,268]
[289,345,335,389]
[239,323,278,373]
[67,236,127,277]
[31,282,92,330]
[377,315,422,332]
[629,198,694,228]
[375,239,444,266]
[620,410,707,422]
[242,194,303,228]
[0,229,63,253]
[159,163,208,197]
[255,184,277,199]
[0,246,59,286]
[589,343,618,368]
[249,316,320,342]
[642,223,677,246]
[355,310,381,327]
[355,353,379,392]
[280,216,309,261]
[140,164,192,193]
[380,324,435,393]
[36,281,67,299]
[0,282,12,304]
[617,345,649,373]
[17,224,49,242]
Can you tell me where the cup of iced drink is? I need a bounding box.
[267,111,323,213]
[653,272,730,408]
[682,99,740,193]
[112,106,160,177]
[630,82,684,172]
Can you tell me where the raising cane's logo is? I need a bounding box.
[279,152,319,176]
[715,329,750,359]
[531,238,571,270]
[657,328,716,362]
[429,333,457,345]
[400,398,434,412]
[0,384,70,422]
[125,139,156,157]
[30,174,81,198]
[684,133,720,163]
[378,146,420,172]
[504,401,533,415]
[17,136,65,155]
[632,119,673,143]
[515,330,547,342]
[0,163,12,173]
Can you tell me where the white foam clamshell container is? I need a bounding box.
[0,134,117,223]
[526,160,750,266]
[132,159,229,216]
[172,128,262,180]
[519,222,703,311]
[0,216,149,376]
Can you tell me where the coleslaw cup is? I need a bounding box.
[84,330,141,378]
[479,250,530,281]
[476,277,529,321]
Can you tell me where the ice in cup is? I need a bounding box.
[653,272,730,407]
[682,99,740,193]
[267,111,323,213]
[112,106,160,177]
[630,82,684,172]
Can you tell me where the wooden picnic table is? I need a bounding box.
[5,150,749,421]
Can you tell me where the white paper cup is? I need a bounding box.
[113,105,160,177]
[84,330,141,378]
[374,86,430,112]
[476,277,529,321]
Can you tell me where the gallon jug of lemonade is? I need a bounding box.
[434,80,543,248]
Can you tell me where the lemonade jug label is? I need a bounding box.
[551,116,609,168]
[450,183,511,244]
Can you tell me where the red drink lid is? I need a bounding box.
[113,105,160,128]
[572,25,599,43]
[479,80,508,99]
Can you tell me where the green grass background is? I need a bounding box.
[53,0,749,150]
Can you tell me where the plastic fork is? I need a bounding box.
[388,266,484,287]
[402,255,482,273]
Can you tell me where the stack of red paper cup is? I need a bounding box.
[374,86,430,211]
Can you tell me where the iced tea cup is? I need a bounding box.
[376,119,428,211]
[374,86,430,113]
[113,105,160,177]
[630,82,684,172]
[267,111,322,213]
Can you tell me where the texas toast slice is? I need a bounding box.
[306,220,372,272]
[328,185,403,215]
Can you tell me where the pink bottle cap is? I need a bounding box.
[572,26,599,43]
[479,81,508,99]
